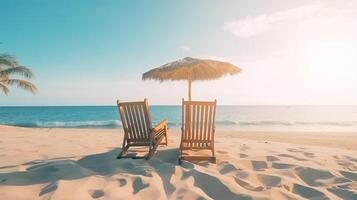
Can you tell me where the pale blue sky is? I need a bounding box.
[1,0,357,105]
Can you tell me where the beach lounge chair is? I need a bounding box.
[116,99,168,159]
[179,99,217,164]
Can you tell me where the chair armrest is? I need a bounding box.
[152,120,168,132]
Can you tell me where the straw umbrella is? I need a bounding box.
[142,57,241,101]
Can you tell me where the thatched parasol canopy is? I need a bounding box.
[142,57,241,101]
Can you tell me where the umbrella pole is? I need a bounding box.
[188,79,192,101]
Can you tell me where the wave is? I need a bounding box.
[3,119,357,129]
[231,120,357,127]
[5,120,122,128]
[162,120,357,127]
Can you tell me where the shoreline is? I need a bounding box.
[1,125,356,151]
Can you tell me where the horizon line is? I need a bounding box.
[1,104,357,107]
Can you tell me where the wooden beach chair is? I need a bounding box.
[116,99,168,159]
[179,99,217,164]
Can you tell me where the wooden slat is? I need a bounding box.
[191,104,196,147]
[203,104,208,147]
[118,104,129,139]
[135,104,142,138]
[193,105,196,148]
[181,146,212,150]
[182,100,186,140]
[138,104,145,138]
[128,104,137,139]
[129,104,138,139]
[132,104,140,139]
[207,105,212,147]
[210,104,215,140]
[121,107,128,132]
[184,101,216,105]
[194,105,201,147]
[133,104,142,139]
[123,105,133,139]
[138,104,147,139]
[199,104,204,147]
[211,100,217,150]
[143,99,152,134]
[129,104,136,138]
[182,139,212,143]
[119,101,147,105]
[186,104,190,142]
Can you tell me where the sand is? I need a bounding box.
[0,125,356,200]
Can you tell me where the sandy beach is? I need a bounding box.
[0,125,356,200]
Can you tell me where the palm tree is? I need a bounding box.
[0,54,37,95]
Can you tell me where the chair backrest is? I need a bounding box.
[117,99,152,140]
[181,99,217,148]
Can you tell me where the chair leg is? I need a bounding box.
[159,129,168,146]
[211,149,216,164]
[164,130,168,146]
[117,145,129,159]
[178,148,183,165]
[146,145,153,160]
[211,157,217,164]
[147,135,164,159]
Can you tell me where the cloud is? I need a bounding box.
[180,45,190,52]
[223,3,324,38]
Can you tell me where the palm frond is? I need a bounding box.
[7,79,37,94]
[0,66,35,79]
[0,54,18,68]
[0,82,9,95]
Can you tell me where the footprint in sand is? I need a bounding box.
[218,162,238,174]
[235,171,249,179]
[118,178,127,187]
[328,186,357,200]
[340,171,357,181]
[286,148,315,158]
[257,174,282,187]
[239,153,248,158]
[133,177,149,194]
[277,154,308,161]
[217,150,228,154]
[251,161,268,171]
[294,167,335,187]
[271,162,295,169]
[303,152,315,158]
[266,156,279,162]
[287,148,303,153]
[234,177,264,192]
[292,183,328,200]
[88,189,105,199]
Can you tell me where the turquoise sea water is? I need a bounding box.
[0,106,357,132]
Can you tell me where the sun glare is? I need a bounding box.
[305,41,357,88]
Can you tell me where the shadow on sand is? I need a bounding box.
[0,148,252,200]
[0,148,178,185]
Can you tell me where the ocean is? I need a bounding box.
[0,106,357,132]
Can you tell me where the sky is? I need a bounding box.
[1,0,357,106]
